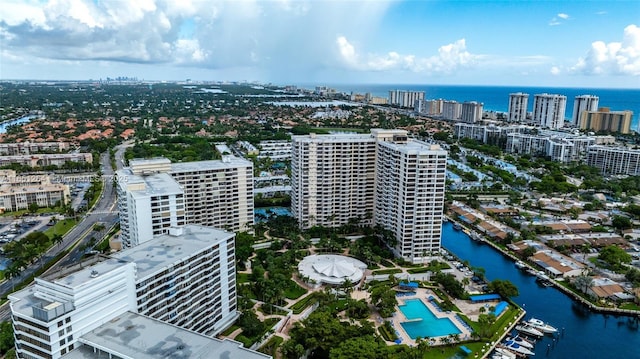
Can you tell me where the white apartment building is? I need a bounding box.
[508,92,529,123]
[374,138,447,262]
[415,99,444,116]
[258,140,292,160]
[532,93,567,129]
[507,133,596,163]
[442,101,462,120]
[389,90,425,108]
[10,225,241,359]
[0,142,70,156]
[454,123,532,144]
[61,312,269,359]
[460,101,484,123]
[586,145,640,176]
[291,133,377,228]
[0,153,92,168]
[0,170,69,212]
[291,129,447,263]
[117,157,253,248]
[572,95,599,126]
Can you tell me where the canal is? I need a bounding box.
[441,222,639,358]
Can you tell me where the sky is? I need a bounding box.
[1,0,639,88]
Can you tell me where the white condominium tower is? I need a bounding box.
[291,129,447,263]
[9,225,241,359]
[117,157,253,248]
[460,101,484,123]
[532,93,567,129]
[572,95,599,126]
[291,133,377,229]
[571,95,600,126]
[389,90,425,108]
[508,92,529,122]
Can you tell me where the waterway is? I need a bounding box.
[0,114,42,134]
[441,222,640,358]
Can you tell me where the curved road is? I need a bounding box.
[0,143,131,321]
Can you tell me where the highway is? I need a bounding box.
[0,142,130,321]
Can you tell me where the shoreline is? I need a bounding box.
[447,216,640,318]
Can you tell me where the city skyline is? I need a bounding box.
[0,0,639,88]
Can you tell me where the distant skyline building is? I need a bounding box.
[532,93,567,129]
[388,90,425,108]
[442,100,462,121]
[9,225,243,359]
[291,129,447,263]
[579,107,633,134]
[572,95,599,126]
[460,101,484,123]
[507,92,529,123]
[117,157,254,248]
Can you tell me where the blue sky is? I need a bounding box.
[1,0,638,87]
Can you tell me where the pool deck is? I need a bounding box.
[390,288,473,346]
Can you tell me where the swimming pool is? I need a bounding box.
[254,207,292,221]
[398,299,461,339]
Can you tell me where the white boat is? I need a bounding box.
[525,268,537,276]
[493,348,517,359]
[515,323,544,337]
[506,335,534,349]
[515,261,526,269]
[527,318,558,334]
[502,340,535,356]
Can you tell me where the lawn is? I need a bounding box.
[237,272,251,284]
[258,335,283,357]
[43,218,78,239]
[290,293,318,314]
[372,268,403,275]
[283,280,307,299]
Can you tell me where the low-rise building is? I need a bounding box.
[0,142,70,155]
[0,153,92,168]
[530,250,585,278]
[0,170,69,212]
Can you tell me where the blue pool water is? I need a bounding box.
[398,299,462,339]
[254,207,292,221]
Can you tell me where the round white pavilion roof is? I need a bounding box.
[298,254,367,285]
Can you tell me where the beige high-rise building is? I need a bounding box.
[117,157,254,248]
[579,107,633,134]
[291,129,447,263]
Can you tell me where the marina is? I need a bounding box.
[441,221,640,358]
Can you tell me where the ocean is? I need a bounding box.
[325,84,640,131]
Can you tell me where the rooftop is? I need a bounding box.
[61,312,270,359]
[118,171,183,198]
[112,225,234,280]
[170,157,252,172]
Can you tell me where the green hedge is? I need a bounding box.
[372,268,403,275]
[290,293,318,314]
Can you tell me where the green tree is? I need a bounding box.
[370,285,397,317]
[611,216,632,231]
[28,202,39,214]
[0,321,14,354]
[329,335,389,359]
[487,279,519,298]
[598,245,632,270]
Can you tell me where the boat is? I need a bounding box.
[463,227,471,235]
[453,223,462,230]
[515,323,544,337]
[492,348,517,359]
[515,261,526,270]
[505,335,534,349]
[502,340,535,356]
[525,268,537,276]
[527,318,558,334]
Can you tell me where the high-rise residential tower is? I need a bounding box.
[389,90,425,108]
[532,93,567,129]
[291,129,447,263]
[460,101,484,123]
[117,157,253,248]
[508,92,529,122]
[572,95,599,126]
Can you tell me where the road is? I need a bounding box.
[0,142,131,321]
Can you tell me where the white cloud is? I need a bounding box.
[570,24,640,76]
[549,13,569,26]
[336,36,478,74]
[550,66,560,75]
[0,0,392,78]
